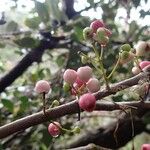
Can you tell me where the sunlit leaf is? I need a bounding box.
[1,99,14,113]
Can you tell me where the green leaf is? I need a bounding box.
[6,21,18,32]
[1,99,14,113]
[56,55,65,67]
[19,96,29,111]
[14,37,39,48]
[35,1,49,23]
[25,17,41,29]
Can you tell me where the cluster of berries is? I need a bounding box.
[63,66,100,112]
[34,80,80,137]
[83,20,111,46]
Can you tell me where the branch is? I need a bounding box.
[0,36,66,93]
[0,72,149,139]
[66,115,146,149]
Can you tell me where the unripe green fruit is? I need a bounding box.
[52,100,60,106]
[83,27,93,40]
[97,35,109,46]
[120,51,135,64]
[63,82,71,92]
[96,28,106,38]
[81,55,88,64]
[72,126,80,134]
[120,44,131,52]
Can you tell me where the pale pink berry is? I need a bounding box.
[77,66,92,82]
[78,93,96,112]
[90,20,105,33]
[48,122,61,137]
[34,80,50,94]
[132,66,141,75]
[139,61,150,69]
[135,41,147,56]
[86,78,100,93]
[141,144,150,150]
[63,69,77,85]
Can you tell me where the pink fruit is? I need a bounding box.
[90,20,105,33]
[63,69,77,85]
[78,93,96,112]
[48,122,61,137]
[34,80,50,94]
[86,78,100,93]
[77,66,92,82]
[132,66,141,75]
[139,61,150,69]
[141,144,150,150]
[75,77,85,87]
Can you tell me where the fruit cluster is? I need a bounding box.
[83,20,111,46]
[33,20,150,139]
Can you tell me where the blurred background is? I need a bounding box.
[0,0,149,149]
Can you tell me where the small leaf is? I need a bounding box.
[6,21,18,32]
[19,96,29,111]
[56,55,65,67]
[14,37,39,48]
[25,17,41,29]
[1,99,14,113]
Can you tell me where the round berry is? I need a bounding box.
[34,80,50,94]
[86,78,100,93]
[141,144,150,150]
[139,61,150,69]
[120,44,131,52]
[78,93,96,112]
[135,41,147,56]
[63,69,77,85]
[90,20,105,33]
[77,66,92,82]
[48,122,61,137]
[83,27,93,40]
[120,51,135,64]
[132,66,141,75]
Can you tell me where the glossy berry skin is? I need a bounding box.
[63,69,77,85]
[141,144,150,150]
[86,78,100,93]
[34,80,50,94]
[139,61,150,69]
[48,122,61,137]
[77,66,92,82]
[78,93,96,112]
[90,20,105,33]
